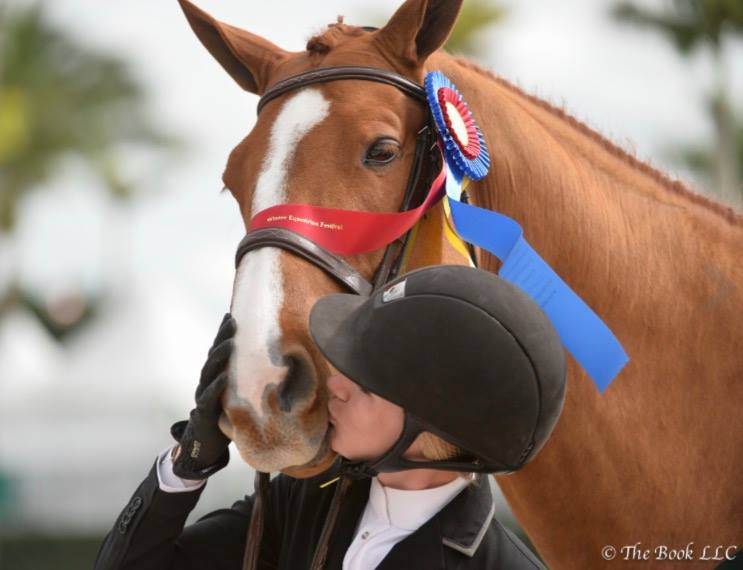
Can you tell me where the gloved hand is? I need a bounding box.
[171,312,236,480]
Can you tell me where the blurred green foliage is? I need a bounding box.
[0,2,181,334]
[612,0,743,52]
[0,2,178,233]
[445,0,507,57]
[0,535,104,570]
[678,94,743,191]
[0,471,15,524]
[611,0,743,206]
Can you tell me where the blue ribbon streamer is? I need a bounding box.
[444,170,628,392]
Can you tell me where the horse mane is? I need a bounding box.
[451,56,743,226]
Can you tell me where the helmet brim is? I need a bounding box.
[309,293,369,385]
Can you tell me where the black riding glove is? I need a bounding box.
[171,312,236,480]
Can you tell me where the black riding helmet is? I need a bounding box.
[309,264,567,477]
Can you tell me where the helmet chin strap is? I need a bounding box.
[337,412,493,479]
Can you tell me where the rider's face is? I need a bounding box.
[326,370,404,461]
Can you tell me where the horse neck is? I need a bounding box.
[435,52,738,289]
[427,54,743,565]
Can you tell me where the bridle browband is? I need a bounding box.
[256,65,428,113]
[235,66,440,294]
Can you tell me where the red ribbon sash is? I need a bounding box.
[248,169,446,255]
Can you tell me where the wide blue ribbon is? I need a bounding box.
[444,169,628,393]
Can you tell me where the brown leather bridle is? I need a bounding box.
[237,66,457,570]
[234,66,442,296]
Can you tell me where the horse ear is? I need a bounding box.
[177,0,288,94]
[375,0,463,67]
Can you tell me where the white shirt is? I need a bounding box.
[155,445,206,493]
[343,475,472,570]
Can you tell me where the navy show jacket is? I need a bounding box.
[94,458,546,569]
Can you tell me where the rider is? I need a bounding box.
[94,264,566,569]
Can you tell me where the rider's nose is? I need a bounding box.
[327,374,352,402]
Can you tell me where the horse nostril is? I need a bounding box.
[277,352,315,413]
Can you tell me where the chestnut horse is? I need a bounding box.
[178,0,743,567]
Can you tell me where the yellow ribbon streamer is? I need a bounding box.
[443,177,475,266]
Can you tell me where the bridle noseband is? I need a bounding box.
[234,66,441,294]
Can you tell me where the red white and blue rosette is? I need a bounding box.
[424,71,490,181]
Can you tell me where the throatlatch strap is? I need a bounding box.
[242,471,270,570]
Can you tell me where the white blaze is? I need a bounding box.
[230,89,330,419]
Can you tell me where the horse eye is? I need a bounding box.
[363,138,400,166]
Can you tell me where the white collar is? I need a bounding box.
[367,475,472,531]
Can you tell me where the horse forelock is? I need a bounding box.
[305,21,370,54]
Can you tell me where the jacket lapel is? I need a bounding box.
[439,475,495,556]
[378,474,495,569]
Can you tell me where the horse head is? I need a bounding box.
[178,0,468,477]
